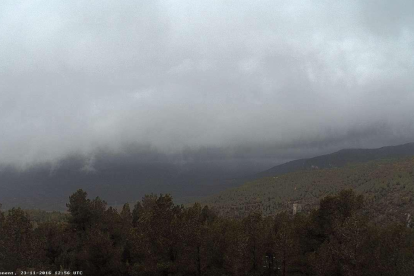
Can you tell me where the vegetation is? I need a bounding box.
[1,189,414,275]
[2,143,413,212]
[201,157,414,223]
[256,142,414,178]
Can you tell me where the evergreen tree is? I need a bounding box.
[1,208,38,270]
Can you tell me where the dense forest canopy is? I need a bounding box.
[1,189,413,275]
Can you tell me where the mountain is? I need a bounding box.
[200,156,414,223]
[0,148,262,210]
[254,142,414,179]
[198,142,414,221]
[1,142,414,211]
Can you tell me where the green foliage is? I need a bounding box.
[201,157,414,223]
[0,208,42,270]
[25,209,68,225]
[2,189,414,275]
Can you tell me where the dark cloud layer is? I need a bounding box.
[0,0,413,167]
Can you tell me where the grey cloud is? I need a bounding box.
[0,0,413,166]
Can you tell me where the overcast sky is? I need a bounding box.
[0,0,413,166]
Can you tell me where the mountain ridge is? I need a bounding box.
[201,156,414,222]
[254,142,414,179]
[1,142,414,211]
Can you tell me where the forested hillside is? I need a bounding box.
[202,157,414,223]
[1,143,413,211]
[254,142,414,178]
[1,190,414,275]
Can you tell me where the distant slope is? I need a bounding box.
[254,142,414,178]
[0,150,258,210]
[2,142,414,211]
[201,157,414,223]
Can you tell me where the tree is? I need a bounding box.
[129,194,184,275]
[308,190,367,276]
[178,203,218,275]
[120,203,133,226]
[0,208,39,270]
[82,228,123,276]
[242,212,266,275]
[67,189,92,231]
[0,204,5,270]
[368,224,414,276]
[35,221,71,270]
